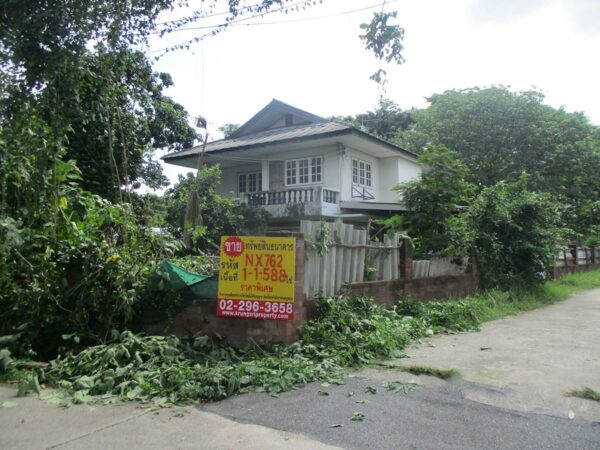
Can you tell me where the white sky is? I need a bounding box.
[146,0,600,186]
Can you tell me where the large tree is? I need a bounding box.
[0,0,321,199]
[397,86,600,239]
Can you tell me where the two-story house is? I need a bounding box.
[163,99,422,229]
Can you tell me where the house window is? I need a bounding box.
[238,172,262,194]
[285,157,323,186]
[299,159,309,184]
[286,161,297,185]
[352,158,372,187]
[238,174,247,193]
[311,157,322,182]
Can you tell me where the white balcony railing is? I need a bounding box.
[245,187,339,207]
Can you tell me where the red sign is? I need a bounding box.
[222,236,244,257]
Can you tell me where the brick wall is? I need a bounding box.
[139,234,482,347]
[342,271,480,308]
[139,232,307,347]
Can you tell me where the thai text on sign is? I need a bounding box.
[217,236,296,320]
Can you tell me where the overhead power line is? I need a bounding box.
[149,0,398,56]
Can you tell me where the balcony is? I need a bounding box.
[242,187,340,218]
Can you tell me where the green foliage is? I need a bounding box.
[298,297,421,366]
[50,296,427,404]
[164,166,269,250]
[397,299,481,333]
[385,145,475,254]
[59,47,197,199]
[454,175,564,287]
[28,269,600,404]
[0,104,182,357]
[342,99,415,141]
[50,331,341,404]
[360,11,405,86]
[398,86,600,240]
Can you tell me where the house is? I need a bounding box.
[162,99,422,229]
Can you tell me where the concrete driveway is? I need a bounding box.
[2,288,599,449]
[388,287,600,421]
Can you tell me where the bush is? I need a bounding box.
[456,175,564,288]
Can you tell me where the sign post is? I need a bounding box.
[217,236,296,320]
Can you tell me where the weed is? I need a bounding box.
[351,411,365,421]
[385,381,420,394]
[566,387,600,402]
[393,365,460,380]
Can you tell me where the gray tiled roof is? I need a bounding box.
[163,121,352,160]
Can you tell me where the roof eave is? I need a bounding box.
[162,126,417,162]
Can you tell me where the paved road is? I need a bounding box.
[201,288,600,449]
[2,288,600,449]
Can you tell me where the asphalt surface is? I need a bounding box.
[200,374,600,450]
[200,288,600,449]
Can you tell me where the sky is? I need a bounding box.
[146,0,600,185]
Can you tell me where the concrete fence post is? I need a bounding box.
[591,246,597,265]
[569,245,578,267]
[266,231,306,342]
[399,237,414,280]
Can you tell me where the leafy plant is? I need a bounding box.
[383,145,475,256]
[396,299,481,333]
[163,167,268,251]
[385,381,420,394]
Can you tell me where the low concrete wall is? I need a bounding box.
[342,270,480,308]
[551,263,600,279]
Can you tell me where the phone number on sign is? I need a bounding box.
[217,299,294,320]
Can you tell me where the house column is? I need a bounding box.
[261,160,270,191]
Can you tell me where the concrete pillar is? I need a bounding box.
[399,237,414,280]
[261,160,270,191]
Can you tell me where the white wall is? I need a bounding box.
[214,144,342,197]
[214,145,421,205]
[378,157,400,203]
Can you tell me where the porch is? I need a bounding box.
[242,186,341,218]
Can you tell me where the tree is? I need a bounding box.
[60,48,197,199]
[163,167,268,250]
[454,175,564,288]
[343,99,414,141]
[0,1,319,199]
[360,11,405,87]
[386,145,474,255]
[398,86,600,240]
[218,123,241,139]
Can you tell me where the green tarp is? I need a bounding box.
[148,261,217,299]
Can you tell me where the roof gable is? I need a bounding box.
[228,99,327,139]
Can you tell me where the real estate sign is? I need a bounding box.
[217,236,296,320]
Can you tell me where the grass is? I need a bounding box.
[449,269,600,325]
[566,387,600,402]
